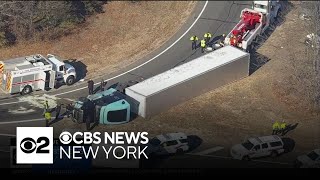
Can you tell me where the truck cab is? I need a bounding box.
[72,88,131,125]
[46,54,76,85]
[252,0,281,27]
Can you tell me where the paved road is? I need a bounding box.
[0,1,252,125]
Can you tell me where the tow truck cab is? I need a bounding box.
[252,0,281,23]
[72,88,131,125]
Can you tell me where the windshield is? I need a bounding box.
[107,109,127,123]
[307,151,319,161]
[149,138,161,146]
[241,140,254,150]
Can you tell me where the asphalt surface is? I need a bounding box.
[0,1,252,125]
[2,1,297,169]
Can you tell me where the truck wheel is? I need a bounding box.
[21,85,32,95]
[246,45,252,53]
[271,151,278,157]
[66,76,75,86]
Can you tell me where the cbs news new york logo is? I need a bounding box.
[16,127,53,164]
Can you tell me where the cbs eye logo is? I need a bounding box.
[20,137,50,154]
[59,132,72,144]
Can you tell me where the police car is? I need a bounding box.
[295,149,320,168]
[230,135,290,160]
[146,133,189,156]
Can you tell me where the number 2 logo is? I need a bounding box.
[20,137,50,154]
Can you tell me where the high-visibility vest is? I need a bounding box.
[272,122,280,130]
[190,36,198,41]
[280,123,286,130]
[200,40,206,47]
[45,112,51,121]
[204,33,212,38]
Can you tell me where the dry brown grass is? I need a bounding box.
[52,2,319,152]
[0,1,196,79]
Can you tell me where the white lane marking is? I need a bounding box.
[0,118,43,125]
[0,1,208,117]
[8,107,35,114]
[64,98,75,102]
[0,101,20,106]
[187,153,291,165]
[0,133,16,137]
[193,146,224,155]
[0,1,209,105]
[53,1,209,97]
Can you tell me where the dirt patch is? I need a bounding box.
[0,1,197,79]
[52,2,319,153]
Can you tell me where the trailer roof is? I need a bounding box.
[126,46,249,97]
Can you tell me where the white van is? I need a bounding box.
[147,132,189,156]
[295,149,320,168]
[231,135,286,160]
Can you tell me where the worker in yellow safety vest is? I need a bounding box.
[200,39,206,53]
[204,32,212,43]
[280,120,287,136]
[272,120,280,135]
[44,111,52,127]
[190,35,199,50]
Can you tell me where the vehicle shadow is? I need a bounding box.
[63,59,88,83]
[281,137,295,153]
[249,52,271,75]
[186,135,203,153]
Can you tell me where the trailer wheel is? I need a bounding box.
[246,45,252,53]
[21,85,32,95]
[66,75,75,86]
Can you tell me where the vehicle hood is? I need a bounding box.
[65,63,75,70]
[231,144,249,155]
[297,155,313,165]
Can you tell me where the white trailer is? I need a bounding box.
[0,54,76,95]
[125,46,250,118]
[224,0,281,51]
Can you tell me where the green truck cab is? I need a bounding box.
[72,88,131,125]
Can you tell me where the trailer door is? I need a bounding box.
[49,70,56,89]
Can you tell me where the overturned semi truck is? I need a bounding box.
[72,45,250,122]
